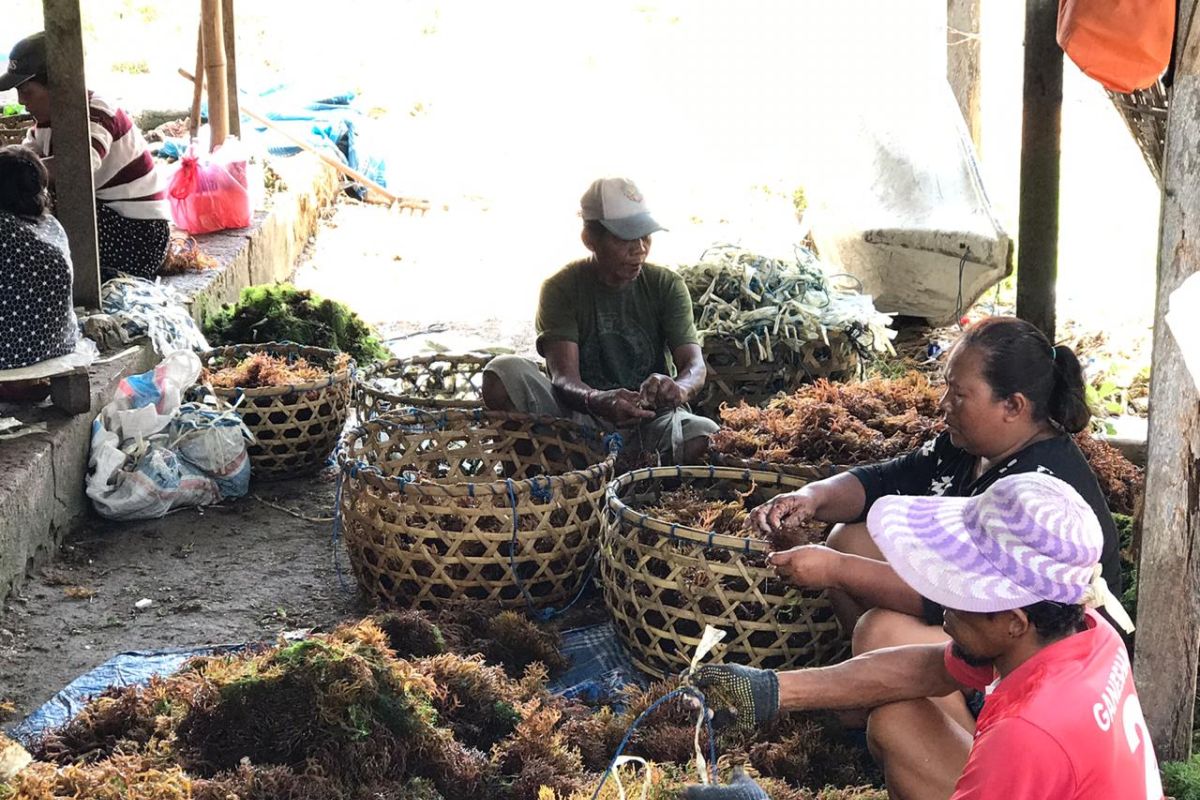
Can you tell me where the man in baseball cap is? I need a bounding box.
[481,177,716,464]
[1,31,172,280]
[692,473,1160,800]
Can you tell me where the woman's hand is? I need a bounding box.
[748,488,820,535]
[766,545,844,590]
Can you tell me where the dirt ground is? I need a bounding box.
[0,473,364,726]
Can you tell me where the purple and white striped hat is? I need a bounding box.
[866,472,1105,614]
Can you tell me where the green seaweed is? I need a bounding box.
[204,283,389,365]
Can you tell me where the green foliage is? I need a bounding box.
[1,104,24,117]
[111,60,150,74]
[204,283,389,366]
[1163,753,1200,800]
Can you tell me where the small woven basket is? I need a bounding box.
[337,410,616,610]
[600,465,848,679]
[0,114,32,146]
[356,353,493,419]
[694,334,858,419]
[201,343,355,480]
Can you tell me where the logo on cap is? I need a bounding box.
[620,181,643,203]
[8,61,17,72]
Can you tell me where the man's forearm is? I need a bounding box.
[551,375,596,413]
[674,361,705,402]
[833,555,926,617]
[778,643,958,712]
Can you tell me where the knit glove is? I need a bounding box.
[691,664,780,731]
[681,769,770,800]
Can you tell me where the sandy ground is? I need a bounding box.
[0,476,364,725]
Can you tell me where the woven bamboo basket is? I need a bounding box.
[600,465,848,679]
[355,353,497,419]
[708,453,846,480]
[694,333,858,419]
[201,343,355,480]
[0,114,32,146]
[337,410,616,610]
[1107,80,1167,185]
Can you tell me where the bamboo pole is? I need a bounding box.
[200,0,229,150]
[189,22,204,139]
[222,0,241,138]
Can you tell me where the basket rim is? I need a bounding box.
[604,464,820,553]
[709,452,848,476]
[337,409,617,497]
[202,342,356,396]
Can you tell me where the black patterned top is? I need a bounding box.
[0,211,78,370]
[849,431,1123,624]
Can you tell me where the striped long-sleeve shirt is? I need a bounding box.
[24,92,171,221]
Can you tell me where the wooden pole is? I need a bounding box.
[42,0,100,310]
[1134,0,1200,762]
[947,0,982,153]
[189,23,204,139]
[1014,0,1063,340]
[200,0,228,150]
[222,0,240,138]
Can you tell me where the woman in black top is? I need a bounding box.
[749,317,1121,693]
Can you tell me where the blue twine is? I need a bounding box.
[603,431,624,455]
[588,686,717,800]
[504,476,594,623]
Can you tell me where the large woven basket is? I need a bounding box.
[337,410,616,610]
[0,114,32,146]
[600,465,848,679]
[708,453,846,479]
[694,334,858,419]
[202,343,355,480]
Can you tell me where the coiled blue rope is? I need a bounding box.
[588,686,717,799]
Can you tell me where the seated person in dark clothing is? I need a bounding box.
[482,176,716,464]
[747,316,1123,726]
[0,144,78,371]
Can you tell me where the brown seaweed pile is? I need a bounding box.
[1072,432,1144,516]
[643,487,829,553]
[710,372,1142,516]
[1,617,883,800]
[711,374,945,467]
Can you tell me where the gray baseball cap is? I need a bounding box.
[580,177,666,240]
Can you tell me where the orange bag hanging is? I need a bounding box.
[1057,0,1175,93]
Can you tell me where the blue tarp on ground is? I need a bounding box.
[7,622,643,746]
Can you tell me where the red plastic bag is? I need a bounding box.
[168,144,251,235]
[1058,0,1175,93]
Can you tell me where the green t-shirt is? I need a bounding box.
[535,259,700,391]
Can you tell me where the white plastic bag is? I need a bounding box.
[86,350,251,520]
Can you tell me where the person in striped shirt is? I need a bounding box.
[1,32,171,279]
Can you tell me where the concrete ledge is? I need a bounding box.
[0,152,339,601]
[0,344,157,600]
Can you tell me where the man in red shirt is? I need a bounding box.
[692,472,1160,800]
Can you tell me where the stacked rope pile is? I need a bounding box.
[679,246,896,416]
